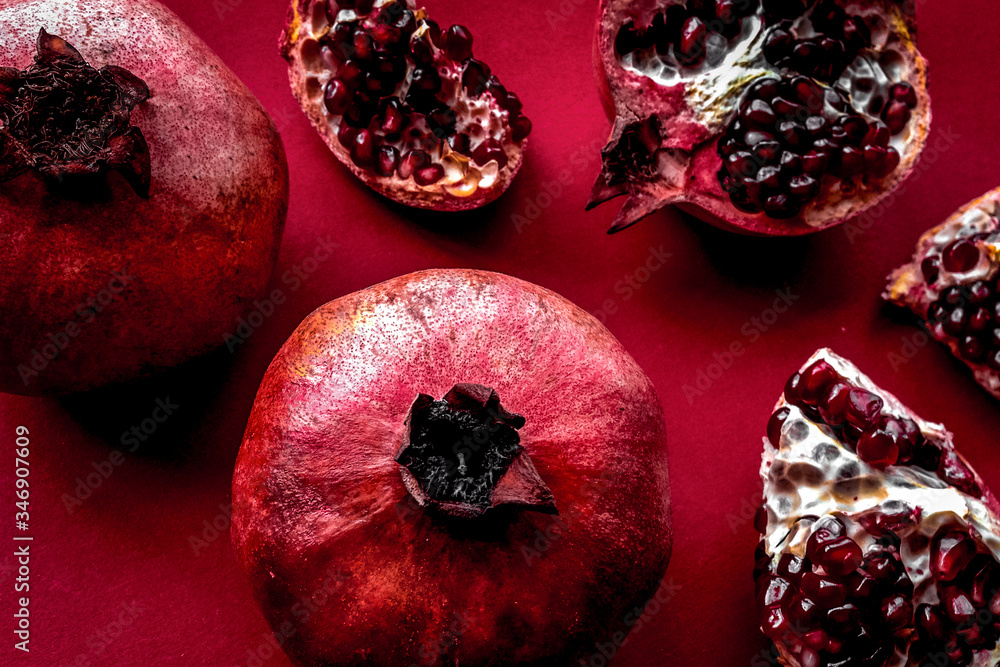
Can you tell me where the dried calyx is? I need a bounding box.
[395,383,556,519]
[316,0,530,194]
[756,350,1000,666]
[0,30,151,197]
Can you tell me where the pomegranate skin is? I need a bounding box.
[232,269,672,666]
[590,0,931,237]
[0,0,289,395]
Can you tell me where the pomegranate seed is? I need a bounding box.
[370,22,400,46]
[969,280,993,303]
[767,407,790,447]
[801,151,828,177]
[337,123,359,148]
[444,25,474,61]
[920,257,941,284]
[817,537,862,576]
[804,115,827,137]
[423,18,442,46]
[863,121,890,148]
[771,96,803,117]
[754,141,781,165]
[679,16,707,66]
[511,115,532,142]
[844,388,883,430]
[941,239,981,273]
[757,166,781,189]
[485,76,508,107]
[942,588,976,625]
[761,606,790,639]
[961,336,986,363]
[776,552,807,584]
[379,98,407,134]
[799,361,840,407]
[501,91,523,115]
[943,308,967,337]
[397,149,428,179]
[941,286,964,306]
[845,570,876,599]
[915,604,948,641]
[889,82,918,108]
[324,79,350,115]
[838,145,864,178]
[787,594,819,627]
[471,138,508,168]
[967,308,992,334]
[448,133,471,154]
[881,594,912,631]
[784,371,805,404]
[856,427,900,469]
[350,129,376,168]
[757,575,792,609]
[374,145,399,177]
[800,572,846,609]
[352,31,374,61]
[912,438,942,471]
[742,99,776,128]
[462,59,492,96]
[883,100,911,134]
[818,381,851,425]
[764,194,801,219]
[803,629,828,651]
[789,174,819,200]
[842,17,871,48]
[825,604,861,635]
[931,531,977,582]
[754,502,768,533]
[339,60,364,89]
[967,555,999,605]
[414,163,445,186]
[778,120,805,147]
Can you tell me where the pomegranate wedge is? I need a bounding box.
[756,349,1000,666]
[885,188,1000,400]
[591,0,930,236]
[281,0,530,210]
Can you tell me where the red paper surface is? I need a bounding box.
[2,1,1000,665]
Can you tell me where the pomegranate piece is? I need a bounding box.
[591,0,930,236]
[281,0,530,211]
[232,270,672,666]
[757,348,1000,667]
[0,0,288,395]
[885,188,1000,400]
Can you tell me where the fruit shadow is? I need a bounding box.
[386,194,508,248]
[674,209,818,289]
[57,346,236,464]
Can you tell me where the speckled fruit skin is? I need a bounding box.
[0,0,288,395]
[591,0,930,237]
[232,269,672,667]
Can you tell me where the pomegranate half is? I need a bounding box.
[232,269,672,666]
[0,0,288,395]
[590,0,930,236]
[281,0,531,210]
[885,187,1000,400]
[755,349,1000,666]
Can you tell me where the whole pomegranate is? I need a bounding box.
[755,349,1000,666]
[232,269,672,666]
[885,187,1000,400]
[281,0,531,211]
[590,0,930,236]
[0,0,288,395]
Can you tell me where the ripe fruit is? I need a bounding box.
[885,188,1000,399]
[0,0,288,395]
[232,269,672,666]
[591,0,930,235]
[756,349,1000,666]
[281,0,530,211]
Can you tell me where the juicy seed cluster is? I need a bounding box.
[615,0,761,68]
[919,232,1000,371]
[780,359,980,494]
[717,74,913,218]
[319,0,530,186]
[762,1,871,82]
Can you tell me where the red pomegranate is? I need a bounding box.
[281,0,531,211]
[0,0,288,395]
[885,187,1000,400]
[590,0,930,236]
[232,269,672,666]
[755,349,1000,666]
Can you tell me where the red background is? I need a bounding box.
[3,1,1000,665]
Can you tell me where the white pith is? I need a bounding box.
[760,348,1000,667]
[885,190,1000,399]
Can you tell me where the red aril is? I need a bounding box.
[757,349,1000,666]
[591,0,930,236]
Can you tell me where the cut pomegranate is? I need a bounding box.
[232,269,672,666]
[756,349,1000,666]
[885,188,1000,400]
[591,0,930,236]
[281,0,530,211]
